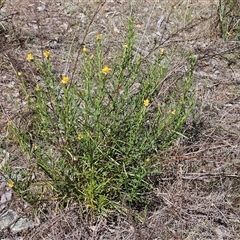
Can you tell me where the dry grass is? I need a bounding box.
[1,0,240,239]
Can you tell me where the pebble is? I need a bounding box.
[0,173,38,235]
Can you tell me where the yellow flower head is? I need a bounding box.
[77,134,83,140]
[7,120,12,126]
[17,72,22,77]
[90,54,94,60]
[171,109,176,115]
[8,181,14,188]
[96,34,101,40]
[146,157,150,163]
[143,99,150,107]
[102,66,111,75]
[61,76,69,84]
[160,49,165,55]
[82,46,88,53]
[43,50,50,58]
[26,53,34,61]
[123,43,128,49]
[35,84,40,91]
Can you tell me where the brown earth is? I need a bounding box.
[1,0,240,239]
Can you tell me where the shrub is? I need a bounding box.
[5,19,195,214]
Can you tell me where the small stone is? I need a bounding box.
[1,190,12,203]
[11,217,35,233]
[0,209,18,230]
[0,190,12,211]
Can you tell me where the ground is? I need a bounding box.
[0,0,240,239]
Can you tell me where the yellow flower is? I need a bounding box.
[61,76,69,84]
[96,34,101,40]
[143,99,150,107]
[7,120,12,126]
[123,43,128,48]
[102,66,111,75]
[8,181,14,188]
[17,72,22,77]
[146,157,150,163]
[26,53,34,61]
[77,134,83,140]
[35,84,40,91]
[43,50,50,58]
[160,49,165,55]
[90,54,94,60]
[82,46,88,53]
[171,109,176,115]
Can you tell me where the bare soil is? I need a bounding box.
[1,0,240,239]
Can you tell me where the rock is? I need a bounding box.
[11,217,35,233]
[0,208,36,233]
[0,189,12,211]
[0,209,18,231]
[1,190,12,203]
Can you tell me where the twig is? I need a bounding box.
[182,172,240,181]
[212,203,229,224]
[70,0,107,81]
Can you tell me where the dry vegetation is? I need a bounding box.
[1,0,240,239]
